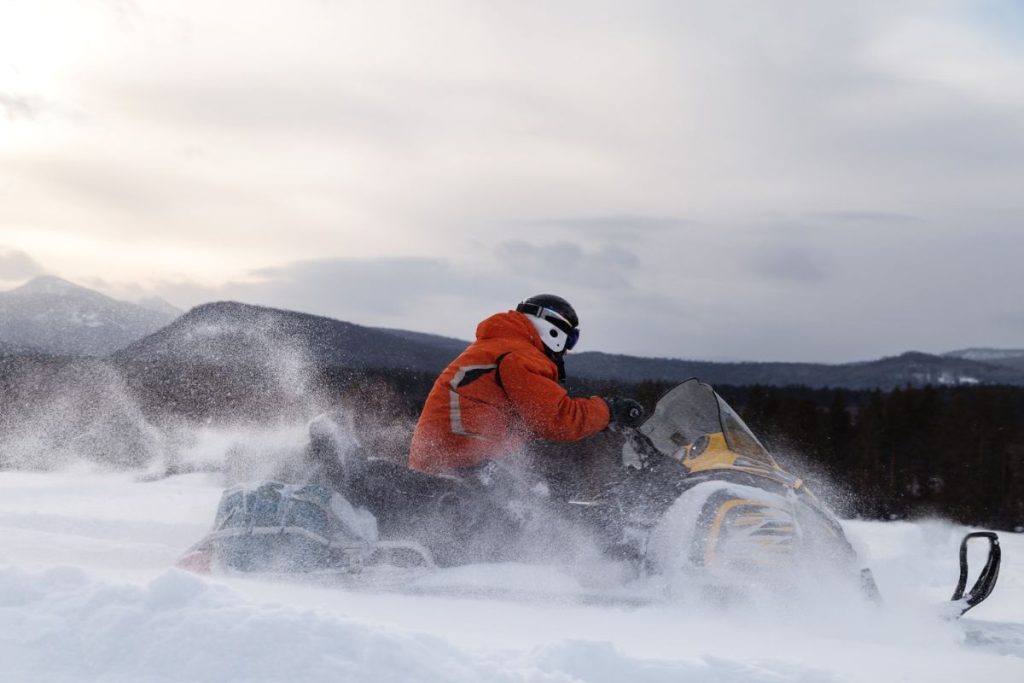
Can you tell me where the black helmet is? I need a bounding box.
[516,294,580,353]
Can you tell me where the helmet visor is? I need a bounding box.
[565,326,580,351]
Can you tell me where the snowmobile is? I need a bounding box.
[177,379,1000,616]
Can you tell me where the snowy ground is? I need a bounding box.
[1,469,1022,683]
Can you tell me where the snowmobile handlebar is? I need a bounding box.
[619,426,667,470]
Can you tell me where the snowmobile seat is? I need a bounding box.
[351,457,476,533]
[359,457,469,499]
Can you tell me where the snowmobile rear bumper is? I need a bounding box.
[951,531,1000,617]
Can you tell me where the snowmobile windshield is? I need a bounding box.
[715,396,770,460]
[637,379,773,464]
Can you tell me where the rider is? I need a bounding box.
[408,294,645,474]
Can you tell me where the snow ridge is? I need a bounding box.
[0,566,835,683]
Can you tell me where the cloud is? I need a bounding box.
[146,256,515,320]
[4,1,1024,362]
[0,249,45,280]
[136,250,664,353]
[246,257,502,315]
[494,240,639,289]
[0,94,47,122]
[993,313,1024,331]
[809,211,923,224]
[749,246,831,285]
[503,215,695,241]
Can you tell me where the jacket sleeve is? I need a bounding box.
[499,351,610,441]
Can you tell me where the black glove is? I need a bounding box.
[604,396,645,430]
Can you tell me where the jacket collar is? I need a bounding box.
[475,311,546,353]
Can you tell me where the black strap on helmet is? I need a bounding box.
[516,301,576,335]
[518,294,578,325]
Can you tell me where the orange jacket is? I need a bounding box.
[408,311,610,473]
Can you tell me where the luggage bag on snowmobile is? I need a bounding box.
[206,481,376,573]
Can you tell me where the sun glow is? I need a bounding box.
[0,1,101,97]
[0,225,252,289]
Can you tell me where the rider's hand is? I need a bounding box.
[603,396,645,430]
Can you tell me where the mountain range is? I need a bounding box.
[114,300,1024,390]
[0,276,180,356]
[113,301,461,373]
[944,347,1024,372]
[3,276,1024,390]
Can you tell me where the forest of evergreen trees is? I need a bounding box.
[736,383,1024,531]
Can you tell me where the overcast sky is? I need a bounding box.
[2,0,1023,362]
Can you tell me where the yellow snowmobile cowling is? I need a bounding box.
[670,433,819,572]
[620,380,852,584]
[628,379,998,615]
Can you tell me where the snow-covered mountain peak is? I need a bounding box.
[137,296,183,318]
[14,275,93,297]
[0,276,180,356]
[945,347,1024,362]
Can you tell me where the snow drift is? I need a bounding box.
[0,471,1022,683]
